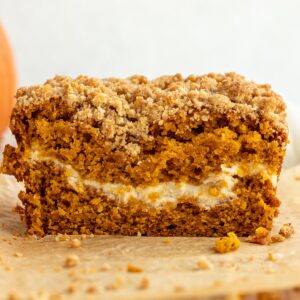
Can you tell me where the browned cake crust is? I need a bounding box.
[1,73,288,236]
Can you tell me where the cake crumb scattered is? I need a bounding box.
[99,262,111,271]
[105,274,125,290]
[7,292,20,300]
[267,252,283,262]
[53,266,63,272]
[86,285,97,294]
[247,224,294,245]
[70,238,82,248]
[215,232,240,253]
[196,256,213,270]
[279,223,294,238]
[68,270,81,282]
[267,252,278,262]
[64,255,80,268]
[138,277,150,290]
[127,263,144,273]
[13,252,23,258]
[270,234,285,243]
[246,227,271,245]
[66,284,77,294]
[4,265,12,272]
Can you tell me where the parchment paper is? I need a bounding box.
[0,167,300,300]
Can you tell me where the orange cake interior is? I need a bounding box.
[1,73,288,236]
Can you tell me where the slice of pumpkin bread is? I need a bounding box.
[1,73,288,236]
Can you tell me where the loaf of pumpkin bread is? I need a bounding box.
[1,73,288,236]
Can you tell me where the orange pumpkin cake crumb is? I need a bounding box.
[246,227,271,245]
[215,232,240,253]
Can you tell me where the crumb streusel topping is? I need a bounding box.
[14,73,287,156]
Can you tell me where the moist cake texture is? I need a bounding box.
[1,73,288,236]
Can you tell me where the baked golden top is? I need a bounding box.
[14,73,287,156]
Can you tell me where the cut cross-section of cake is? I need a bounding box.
[1,73,288,236]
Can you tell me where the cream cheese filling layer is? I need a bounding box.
[29,151,277,208]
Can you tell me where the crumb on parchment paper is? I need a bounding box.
[105,274,125,291]
[64,255,80,268]
[127,263,144,273]
[86,285,97,294]
[247,223,294,245]
[215,232,240,253]
[246,227,271,245]
[7,292,21,300]
[270,234,285,243]
[279,223,295,238]
[138,277,150,290]
[196,256,213,270]
[99,262,111,271]
[66,283,77,294]
[69,238,82,248]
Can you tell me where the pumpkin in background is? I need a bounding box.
[0,25,16,139]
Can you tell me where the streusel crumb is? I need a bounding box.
[15,73,287,156]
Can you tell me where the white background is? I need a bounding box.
[0,0,299,167]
